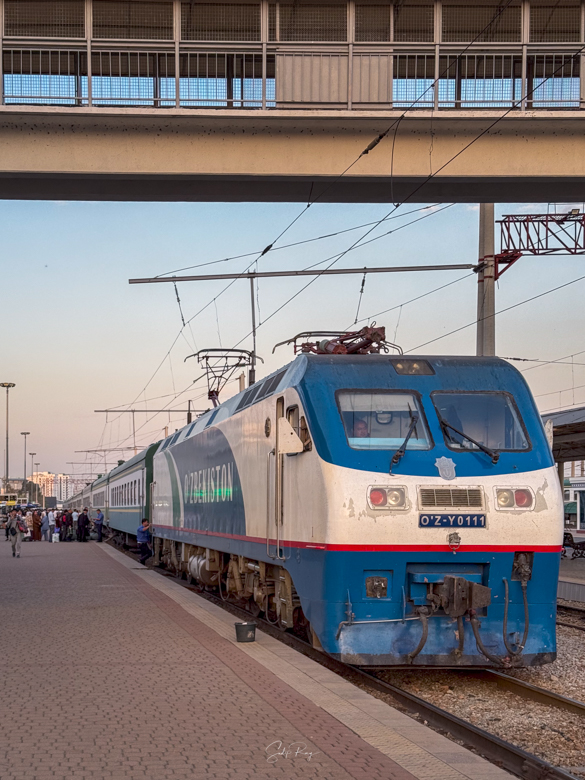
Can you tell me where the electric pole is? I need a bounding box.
[21,432,30,486]
[1,383,15,490]
[476,203,496,357]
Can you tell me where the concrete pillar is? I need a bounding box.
[476,203,495,357]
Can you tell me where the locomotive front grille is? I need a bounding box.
[419,487,484,509]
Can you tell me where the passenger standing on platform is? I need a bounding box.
[61,511,72,542]
[32,510,42,541]
[72,509,79,537]
[48,510,56,539]
[136,519,152,564]
[41,512,50,541]
[77,508,90,542]
[94,509,104,543]
[6,511,25,558]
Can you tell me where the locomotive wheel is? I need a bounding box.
[247,599,261,618]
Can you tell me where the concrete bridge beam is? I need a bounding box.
[0,106,583,202]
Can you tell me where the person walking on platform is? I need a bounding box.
[94,509,104,543]
[6,511,26,558]
[32,510,42,541]
[41,512,51,541]
[77,508,90,542]
[136,519,152,564]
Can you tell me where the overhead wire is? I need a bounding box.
[355,273,474,326]
[406,272,585,352]
[520,348,585,373]
[155,204,448,277]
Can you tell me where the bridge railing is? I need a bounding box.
[2,43,583,110]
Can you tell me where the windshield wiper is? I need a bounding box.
[390,413,420,471]
[439,418,499,464]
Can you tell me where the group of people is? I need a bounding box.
[4,507,105,557]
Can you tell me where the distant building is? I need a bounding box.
[31,472,83,502]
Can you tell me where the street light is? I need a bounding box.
[0,382,15,491]
[21,432,30,486]
[34,463,40,504]
[30,453,36,500]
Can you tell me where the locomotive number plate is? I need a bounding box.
[419,514,486,528]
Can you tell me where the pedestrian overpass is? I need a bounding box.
[1,0,585,202]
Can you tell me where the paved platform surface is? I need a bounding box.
[560,553,585,582]
[0,539,511,780]
[559,554,585,600]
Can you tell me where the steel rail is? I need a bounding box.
[558,621,585,631]
[110,543,581,780]
[465,670,585,717]
[557,604,585,632]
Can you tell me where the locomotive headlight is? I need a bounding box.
[497,489,515,508]
[368,486,407,510]
[495,488,534,510]
[387,489,406,507]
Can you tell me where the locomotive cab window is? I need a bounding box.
[432,392,530,452]
[287,405,312,452]
[337,391,432,451]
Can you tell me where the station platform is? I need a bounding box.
[0,539,511,780]
[559,555,585,601]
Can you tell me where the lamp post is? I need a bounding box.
[30,453,36,501]
[21,432,30,487]
[0,382,15,491]
[34,462,40,504]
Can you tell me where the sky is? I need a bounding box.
[2,197,585,481]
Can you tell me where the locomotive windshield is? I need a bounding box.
[432,392,529,452]
[338,391,432,451]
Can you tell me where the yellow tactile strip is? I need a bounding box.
[98,543,511,780]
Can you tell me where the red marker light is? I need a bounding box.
[514,489,532,508]
[370,489,387,507]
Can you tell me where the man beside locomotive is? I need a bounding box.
[94,509,104,543]
[136,519,152,565]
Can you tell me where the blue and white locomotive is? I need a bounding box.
[71,333,563,667]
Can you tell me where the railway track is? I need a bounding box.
[557,603,585,632]
[110,543,582,780]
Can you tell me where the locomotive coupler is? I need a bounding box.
[438,575,491,618]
